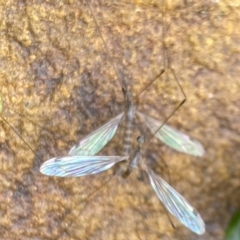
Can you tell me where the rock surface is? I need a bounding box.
[0,0,239,239]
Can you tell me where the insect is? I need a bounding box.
[40,135,205,235]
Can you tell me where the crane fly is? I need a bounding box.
[40,135,205,235]
[40,0,206,237]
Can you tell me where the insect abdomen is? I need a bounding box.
[123,119,133,156]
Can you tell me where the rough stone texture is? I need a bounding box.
[0,0,239,239]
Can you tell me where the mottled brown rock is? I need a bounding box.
[0,0,239,239]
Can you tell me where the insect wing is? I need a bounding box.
[69,113,124,156]
[40,155,128,177]
[145,167,205,234]
[137,112,205,156]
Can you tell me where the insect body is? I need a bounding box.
[122,87,135,156]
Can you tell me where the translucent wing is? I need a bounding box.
[145,167,205,234]
[69,113,124,156]
[40,155,128,177]
[137,112,205,156]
